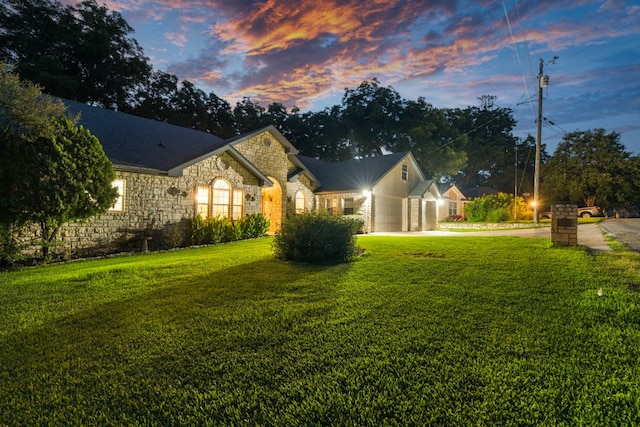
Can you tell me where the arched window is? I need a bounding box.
[295,191,305,213]
[212,179,230,217]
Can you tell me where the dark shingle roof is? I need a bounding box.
[297,152,409,192]
[61,99,228,172]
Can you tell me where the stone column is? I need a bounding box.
[551,204,577,246]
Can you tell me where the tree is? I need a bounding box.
[0,0,151,109]
[286,106,351,161]
[1,63,67,264]
[233,97,269,133]
[340,79,404,157]
[447,104,519,190]
[0,65,116,262]
[542,129,632,210]
[392,97,467,178]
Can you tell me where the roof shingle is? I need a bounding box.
[62,99,228,172]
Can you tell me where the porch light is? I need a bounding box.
[437,199,444,206]
[362,189,371,197]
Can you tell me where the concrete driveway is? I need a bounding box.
[366,222,613,252]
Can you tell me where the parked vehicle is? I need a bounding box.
[577,206,603,218]
[539,206,604,219]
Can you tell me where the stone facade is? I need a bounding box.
[316,191,372,232]
[14,121,438,257]
[55,130,316,256]
[59,151,264,256]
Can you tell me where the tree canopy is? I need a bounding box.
[0,0,151,109]
[542,129,636,210]
[0,64,116,263]
[7,0,639,211]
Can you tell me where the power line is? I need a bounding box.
[502,0,535,119]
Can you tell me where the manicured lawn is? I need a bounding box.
[1,236,640,425]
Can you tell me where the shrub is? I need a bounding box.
[188,214,269,246]
[486,208,510,223]
[0,225,24,269]
[206,216,231,244]
[160,222,186,249]
[273,212,359,263]
[240,213,270,239]
[188,215,208,245]
[465,192,524,222]
[341,215,366,234]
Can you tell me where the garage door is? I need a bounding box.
[373,195,405,232]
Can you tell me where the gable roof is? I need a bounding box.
[409,180,441,200]
[62,99,228,173]
[297,151,410,193]
[439,183,467,200]
[60,99,272,184]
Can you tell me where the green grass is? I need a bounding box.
[1,236,640,426]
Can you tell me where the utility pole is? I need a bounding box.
[534,58,548,224]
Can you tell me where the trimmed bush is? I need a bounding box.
[188,214,270,246]
[273,212,359,263]
[341,215,366,234]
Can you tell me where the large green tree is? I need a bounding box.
[0,0,151,109]
[542,129,633,210]
[392,97,467,178]
[0,65,116,263]
[340,78,404,157]
[446,104,520,191]
[0,63,66,254]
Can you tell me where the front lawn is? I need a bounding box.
[1,236,640,425]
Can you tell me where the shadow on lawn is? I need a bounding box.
[0,257,353,423]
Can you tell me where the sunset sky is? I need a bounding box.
[64,0,639,154]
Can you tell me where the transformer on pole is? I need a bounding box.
[534,58,549,224]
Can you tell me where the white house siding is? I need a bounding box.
[371,157,422,232]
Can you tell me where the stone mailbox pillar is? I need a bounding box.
[551,204,577,246]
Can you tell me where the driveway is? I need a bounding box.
[366,222,614,252]
[599,218,640,252]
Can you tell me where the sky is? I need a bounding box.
[65,0,640,155]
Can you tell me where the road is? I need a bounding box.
[599,218,640,252]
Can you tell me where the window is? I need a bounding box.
[212,179,230,218]
[196,187,210,218]
[232,189,244,220]
[295,191,305,213]
[401,163,408,181]
[449,201,458,216]
[343,198,354,215]
[109,180,124,211]
[326,198,337,215]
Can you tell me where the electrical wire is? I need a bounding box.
[502,0,535,119]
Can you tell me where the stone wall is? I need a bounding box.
[316,191,372,232]
[28,131,318,258]
[57,152,264,256]
[409,199,421,231]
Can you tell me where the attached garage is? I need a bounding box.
[372,194,405,232]
[298,152,441,233]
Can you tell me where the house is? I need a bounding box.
[298,153,441,232]
[438,184,467,220]
[56,100,440,255]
